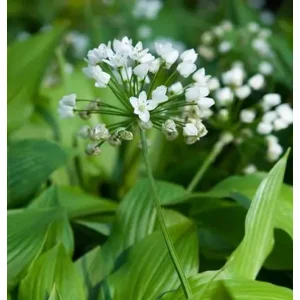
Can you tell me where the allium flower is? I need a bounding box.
[58,37,214,154]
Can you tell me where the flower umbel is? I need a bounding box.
[58,36,214,154]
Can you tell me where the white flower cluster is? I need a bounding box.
[198,21,274,76]
[202,61,292,162]
[133,0,163,20]
[58,37,214,154]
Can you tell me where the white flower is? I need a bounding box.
[248,74,265,90]
[273,118,289,131]
[133,63,150,79]
[275,104,293,124]
[222,66,245,87]
[197,97,215,110]
[259,61,273,75]
[77,126,90,138]
[169,82,183,95]
[266,138,283,162]
[183,123,198,137]
[139,120,153,130]
[149,58,161,73]
[240,109,256,123]
[155,42,179,68]
[120,66,132,82]
[83,65,111,87]
[86,44,108,65]
[58,105,75,118]
[177,62,197,78]
[162,119,178,140]
[137,25,152,39]
[248,22,260,33]
[215,87,234,106]
[257,122,273,135]
[151,85,168,103]
[90,124,110,141]
[258,28,272,39]
[133,0,163,20]
[252,38,271,56]
[213,26,224,37]
[130,91,157,122]
[218,41,232,53]
[185,86,209,102]
[243,164,257,174]
[218,108,229,121]
[263,111,277,123]
[198,46,215,61]
[193,68,211,86]
[113,36,133,55]
[208,77,220,91]
[235,85,251,100]
[201,31,214,45]
[59,93,76,107]
[180,49,198,63]
[262,93,281,111]
[221,20,233,31]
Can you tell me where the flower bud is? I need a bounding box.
[77,126,90,139]
[90,124,110,141]
[85,143,101,156]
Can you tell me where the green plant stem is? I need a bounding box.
[139,128,193,300]
[186,143,224,193]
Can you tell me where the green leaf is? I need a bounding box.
[18,244,85,300]
[48,285,62,300]
[185,172,293,238]
[7,208,61,290]
[29,186,74,255]
[30,185,117,218]
[106,221,198,300]
[8,139,69,208]
[74,179,187,290]
[163,275,293,300]
[7,24,67,133]
[221,150,290,279]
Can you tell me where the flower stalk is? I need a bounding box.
[139,127,194,300]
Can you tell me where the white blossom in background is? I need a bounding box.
[133,0,163,20]
[58,36,215,154]
[65,31,90,58]
[248,74,265,90]
[243,164,258,174]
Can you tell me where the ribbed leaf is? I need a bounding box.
[18,244,85,300]
[183,172,292,238]
[106,221,198,300]
[8,139,69,208]
[221,150,290,279]
[163,275,293,300]
[48,285,62,300]
[8,24,67,133]
[74,180,187,293]
[7,208,61,290]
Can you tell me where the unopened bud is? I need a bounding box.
[77,126,90,139]
[85,143,101,156]
[90,124,110,141]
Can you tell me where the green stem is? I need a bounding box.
[139,128,193,300]
[186,142,224,193]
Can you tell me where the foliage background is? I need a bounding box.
[7,0,293,299]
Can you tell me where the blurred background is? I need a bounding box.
[7,0,293,293]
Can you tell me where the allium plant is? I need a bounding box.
[58,36,215,299]
[187,61,293,192]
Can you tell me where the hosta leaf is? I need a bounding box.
[18,244,85,300]
[30,185,117,219]
[221,150,290,279]
[75,179,187,292]
[106,221,198,300]
[163,275,293,300]
[7,208,61,290]
[48,285,62,300]
[8,139,69,208]
[181,172,293,238]
[7,24,67,133]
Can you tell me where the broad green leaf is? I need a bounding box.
[106,221,198,300]
[30,185,117,218]
[29,186,74,255]
[163,275,293,300]
[74,219,111,236]
[182,172,293,238]
[221,150,290,279]
[18,244,85,300]
[7,208,61,290]
[48,285,62,300]
[74,180,187,290]
[7,24,67,133]
[8,139,69,208]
